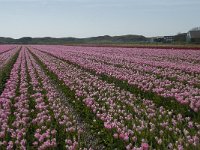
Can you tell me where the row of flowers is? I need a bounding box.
[0,47,86,149]
[0,48,23,149]
[31,46,200,112]
[26,49,84,149]
[25,49,58,150]
[61,49,200,86]
[0,45,17,54]
[31,45,200,76]
[0,46,19,69]
[30,47,200,149]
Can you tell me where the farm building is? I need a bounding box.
[151,36,174,43]
[187,30,200,43]
[164,36,174,42]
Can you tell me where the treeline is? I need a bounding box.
[0,35,148,44]
[0,34,188,45]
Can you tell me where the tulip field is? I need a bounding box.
[0,45,200,150]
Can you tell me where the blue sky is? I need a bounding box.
[0,0,200,38]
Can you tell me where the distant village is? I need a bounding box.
[150,27,200,44]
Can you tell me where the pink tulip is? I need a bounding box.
[141,143,149,150]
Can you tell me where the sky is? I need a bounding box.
[0,0,200,38]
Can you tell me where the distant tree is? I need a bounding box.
[16,37,32,44]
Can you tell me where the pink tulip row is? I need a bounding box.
[0,49,23,148]
[32,45,200,86]
[32,45,200,73]
[0,45,17,54]
[26,49,84,149]
[26,50,57,150]
[30,47,200,149]
[0,47,19,69]
[1,47,85,149]
[59,50,200,86]
[31,45,200,112]
[7,49,30,150]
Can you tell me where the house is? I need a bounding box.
[150,36,174,43]
[164,36,174,42]
[187,30,200,43]
[152,36,164,42]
